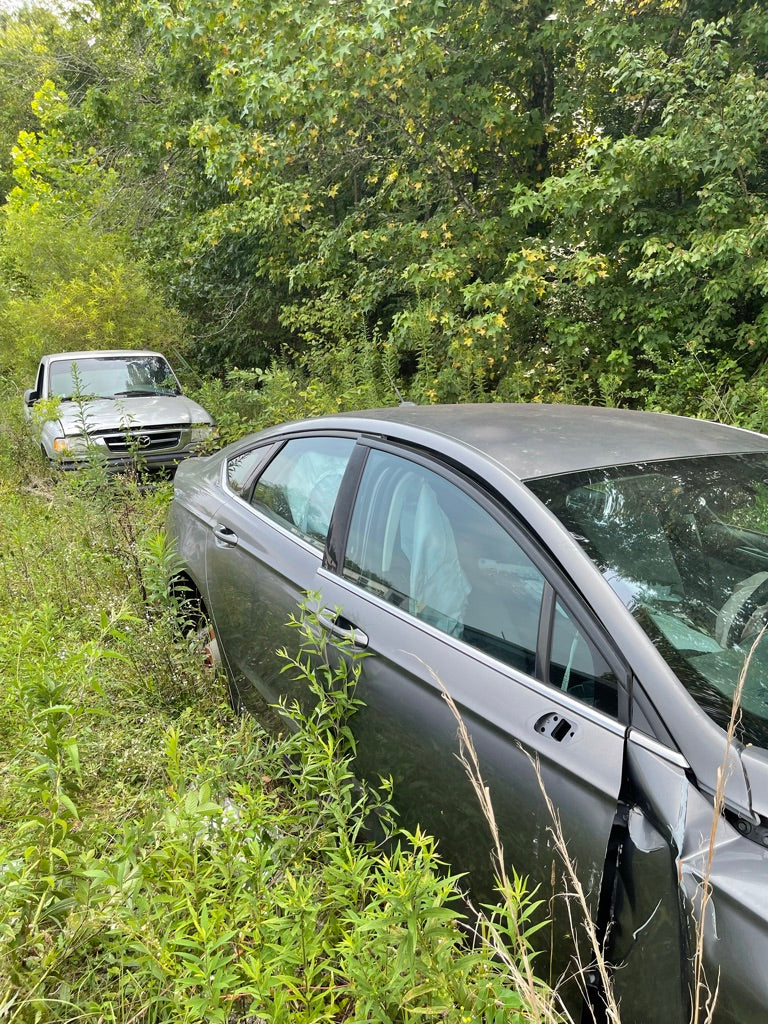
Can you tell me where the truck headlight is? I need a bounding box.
[189,423,215,443]
[53,435,90,454]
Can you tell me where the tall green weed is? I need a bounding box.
[0,389,555,1023]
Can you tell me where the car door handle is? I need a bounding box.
[534,711,575,743]
[317,610,369,649]
[213,523,238,546]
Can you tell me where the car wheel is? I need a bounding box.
[170,577,239,709]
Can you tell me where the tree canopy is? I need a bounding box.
[1,0,767,423]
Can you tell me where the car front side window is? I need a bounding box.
[342,447,621,713]
[549,598,619,716]
[250,435,356,549]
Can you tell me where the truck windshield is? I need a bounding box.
[49,355,180,400]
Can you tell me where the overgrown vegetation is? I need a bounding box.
[1,0,767,423]
[0,393,563,1022]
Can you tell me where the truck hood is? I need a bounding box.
[56,394,213,433]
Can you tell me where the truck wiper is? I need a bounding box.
[112,389,165,397]
[58,394,111,402]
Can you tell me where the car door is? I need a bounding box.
[203,433,358,710]
[316,441,629,991]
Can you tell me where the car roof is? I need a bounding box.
[277,403,768,480]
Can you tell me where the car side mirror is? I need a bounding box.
[24,388,39,406]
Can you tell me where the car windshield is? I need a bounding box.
[49,355,180,400]
[529,453,768,747]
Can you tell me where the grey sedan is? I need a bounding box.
[166,403,768,1022]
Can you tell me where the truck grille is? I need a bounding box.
[102,429,182,454]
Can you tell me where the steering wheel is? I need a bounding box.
[716,572,768,649]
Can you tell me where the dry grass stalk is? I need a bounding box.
[432,676,619,1022]
[525,751,622,1024]
[433,675,570,1023]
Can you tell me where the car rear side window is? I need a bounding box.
[226,444,276,497]
[342,448,544,676]
[251,436,356,549]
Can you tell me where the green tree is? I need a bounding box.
[3,0,767,419]
[497,10,768,412]
[0,3,107,197]
[138,0,560,392]
[0,80,187,379]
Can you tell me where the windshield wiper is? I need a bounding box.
[112,389,168,397]
[57,394,113,402]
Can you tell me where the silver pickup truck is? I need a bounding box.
[25,349,216,472]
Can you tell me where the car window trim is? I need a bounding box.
[538,582,555,682]
[627,727,689,770]
[325,442,370,574]
[316,563,627,737]
[331,437,631,717]
[222,428,362,501]
[630,676,679,749]
[217,431,367,549]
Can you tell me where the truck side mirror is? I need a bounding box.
[24,388,39,406]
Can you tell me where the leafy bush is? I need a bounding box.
[190,356,396,445]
